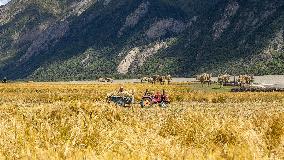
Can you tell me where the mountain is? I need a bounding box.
[0,0,283,81]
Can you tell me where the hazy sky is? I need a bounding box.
[0,0,10,6]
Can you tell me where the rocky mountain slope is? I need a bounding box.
[0,0,283,80]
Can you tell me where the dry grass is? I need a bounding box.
[0,83,283,159]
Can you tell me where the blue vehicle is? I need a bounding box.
[107,95,134,107]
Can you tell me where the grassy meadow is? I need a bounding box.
[0,82,283,159]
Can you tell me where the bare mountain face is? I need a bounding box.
[0,0,283,80]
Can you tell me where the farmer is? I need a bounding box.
[117,86,131,97]
[117,86,135,103]
[154,91,162,102]
[118,86,124,93]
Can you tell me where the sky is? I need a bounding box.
[0,0,10,6]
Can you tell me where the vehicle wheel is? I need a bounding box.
[106,97,111,103]
[141,98,152,108]
[159,102,167,108]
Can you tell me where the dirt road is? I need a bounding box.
[113,75,284,85]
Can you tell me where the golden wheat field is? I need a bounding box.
[0,82,283,159]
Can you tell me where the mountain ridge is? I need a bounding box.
[0,0,283,80]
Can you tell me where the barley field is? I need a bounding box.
[0,82,283,159]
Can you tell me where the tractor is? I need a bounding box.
[140,90,170,108]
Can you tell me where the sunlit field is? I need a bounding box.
[0,82,283,159]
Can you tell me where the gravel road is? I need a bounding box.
[63,75,284,86]
[113,75,284,85]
